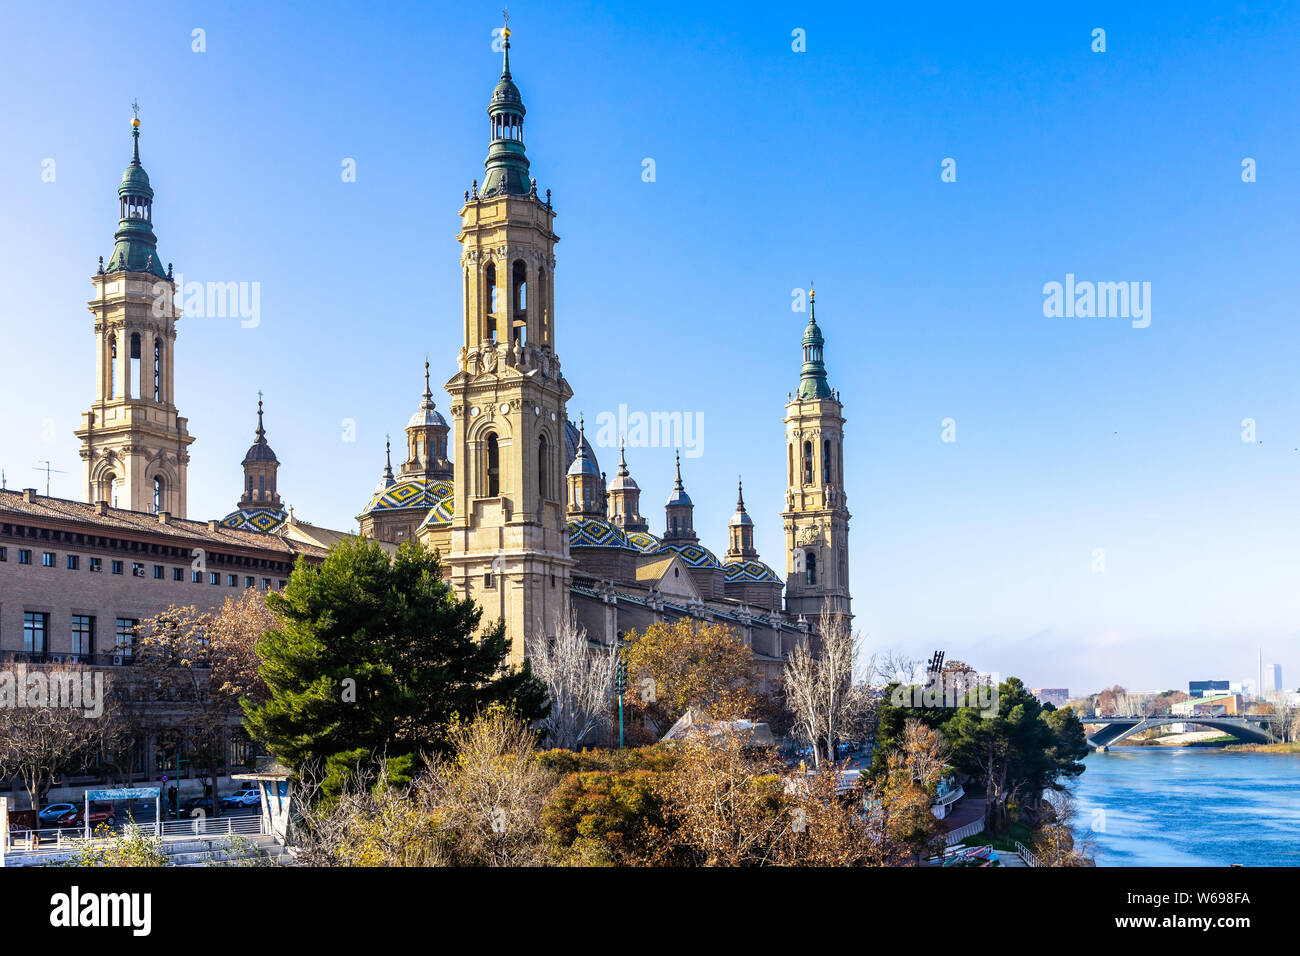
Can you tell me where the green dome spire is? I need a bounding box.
[797,288,833,400]
[106,114,166,278]
[481,21,532,198]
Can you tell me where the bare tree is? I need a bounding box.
[874,649,921,686]
[784,604,869,768]
[1032,789,1097,866]
[525,615,617,750]
[0,663,117,813]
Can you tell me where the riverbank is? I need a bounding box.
[1223,741,1300,753]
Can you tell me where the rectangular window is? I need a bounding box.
[278,580,287,590]
[227,574,237,587]
[261,578,271,590]
[41,552,55,567]
[71,615,95,657]
[173,567,183,581]
[0,546,6,561]
[192,570,202,583]
[484,572,495,589]
[67,555,80,570]
[153,565,164,579]
[18,549,32,565]
[209,572,220,586]
[89,557,102,572]
[132,562,144,577]
[23,611,48,655]
[244,576,255,588]
[111,560,123,575]
[114,618,136,659]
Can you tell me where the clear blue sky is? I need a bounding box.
[2,1,1298,695]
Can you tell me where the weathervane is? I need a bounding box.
[130,98,140,120]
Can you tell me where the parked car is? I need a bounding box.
[183,796,214,814]
[221,789,260,809]
[37,803,77,824]
[54,802,116,828]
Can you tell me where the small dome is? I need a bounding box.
[564,419,599,474]
[666,486,692,507]
[119,164,153,198]
[243,440,278,464]
[660,541,722,570]
[221,508,287,534]
[567,516,636,551]
[567,448,600,477]
[360,478,454,517]
[417,492,456,529]
[724,558,781,585]
[729,508,753,528]
[408,405,447,429]
[626,530,662,554]
[491,76,524,110]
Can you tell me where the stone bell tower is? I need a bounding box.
[782,290,852,623]
[443,24,573,662]
[75,112,194,516]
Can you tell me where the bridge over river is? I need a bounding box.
[1082,714,1278,750]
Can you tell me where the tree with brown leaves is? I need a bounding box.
[623,618,760,728]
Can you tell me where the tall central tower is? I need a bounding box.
[75,116,193,516]
[444,26,573,662]
[782,291,852,623]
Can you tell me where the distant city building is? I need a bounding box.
[1031,687,1069,708]
[1265,663,1283,693]
[1229,679,1257,698]
[1189,680,1229,698]
[1172,693,1241,717]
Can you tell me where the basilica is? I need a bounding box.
[3,28,853,691]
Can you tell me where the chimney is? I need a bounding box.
[207,520,220,532]
[158,511,171,525]
[22,488,37,503]
[95,501,109,515]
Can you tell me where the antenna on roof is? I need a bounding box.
[1,469,7,490]
[33,460,68,497]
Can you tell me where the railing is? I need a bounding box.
[944,818,985,846]
[1016,840,1044,867]
[159,814,263,838]
[932,784,965,809]
[6,813,263,853]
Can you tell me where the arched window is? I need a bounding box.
[537,434,549,499]
[258,475,266,499]
[109,334,118,399]
[486,433,500,497]
[538,267,550,344]
[787,443,793,485]
[102,472,118,507]
[154,338,162,401]
[823,440,833,486]
[484,263,498,343]
[129,333,142,399]
[505,260,526,345]
[805,551,817,586]
[152,476,164,515]
[803,441,813,484]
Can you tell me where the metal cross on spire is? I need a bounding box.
[130,98,141,119]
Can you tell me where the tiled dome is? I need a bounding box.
[567,516,636,550]
[221,508,287,533]
[723,558,781,584]
[360,478,453,517]
[626,530,662,553]
[659,541,723,570]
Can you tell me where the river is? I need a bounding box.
[1071,746,1300,866]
